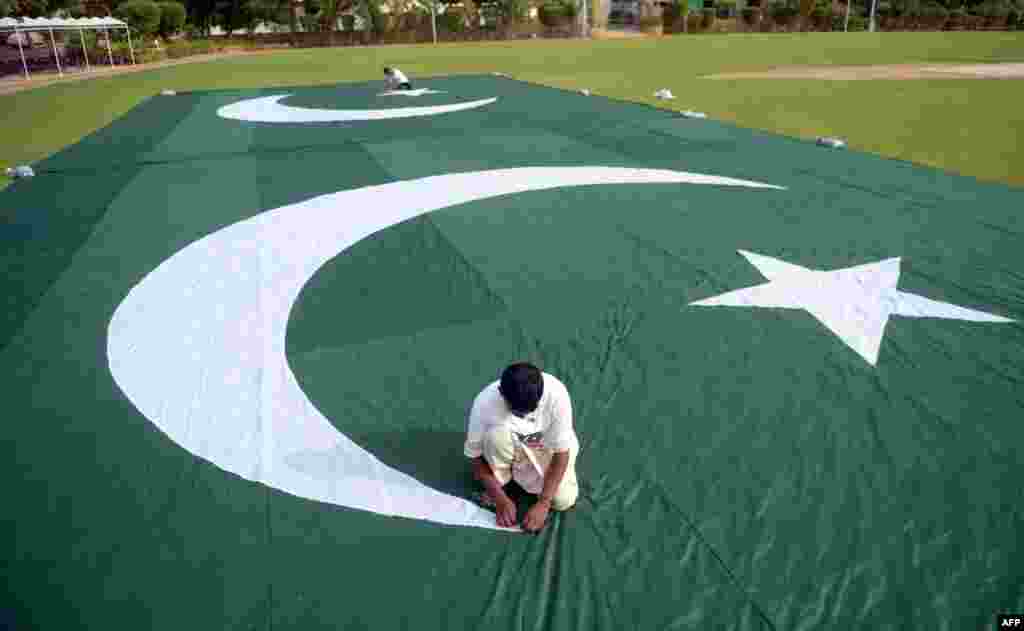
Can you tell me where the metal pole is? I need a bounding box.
[79,29,90,71]
[430,1,437,43]
[105,29,115,66]
[868,0,877,31]
[125,27,136,64]
[844,0,851,30]
[49,27,63,76]
[15,28,29,79]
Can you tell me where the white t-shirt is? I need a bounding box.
[464,373,578,491]
[386,68,409,88]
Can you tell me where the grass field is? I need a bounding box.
[2,31,1024,189]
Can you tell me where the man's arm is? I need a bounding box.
[522,450,569,533]
[472,457,517,528]
[538,451,570,504]
[472,457,509,502]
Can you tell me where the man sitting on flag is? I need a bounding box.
[465,362,580,532]
[383,66,412,91]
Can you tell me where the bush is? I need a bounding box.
[847,13,866,28]
[639,14,662,28]
[440,9,465,31]
[741,6,761,22]
[138,46,166,63]
[164,38,215,58]
[299,15,321,31]
[538,0,576,25]
[493,0,530,23]
[116,0,163,37]
[157,1,186,37]
[717,0,736,16]
[919,3,948,17]
[810,0,831,17]
[768,0,798,18]
[767,0,797,27]
[66,29,97,52]
[976,1,1011,17]
[808,1,830,27]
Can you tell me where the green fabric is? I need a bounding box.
[2,75,1022,631]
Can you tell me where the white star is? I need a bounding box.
[691,250,1013,365]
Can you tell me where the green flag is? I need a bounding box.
[2,76,1021,631]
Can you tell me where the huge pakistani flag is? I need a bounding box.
[2,75,1022,630]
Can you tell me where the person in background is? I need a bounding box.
[383,66,412,91]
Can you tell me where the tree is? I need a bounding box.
[241,0,285,32]
[115,0,163,36]
[320,0,357,32]
[362,0,384,32]
[798,0,814,20]
[215,0,246,33]
[5,0,82,17]
[157,0,186,35]
[186,0,218,34]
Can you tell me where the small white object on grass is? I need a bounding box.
[816,136,847,149]
[654,88,675,100]
[160,89,177,96]
[680,110,707,119]
[580,89,591,96]
[5,165,35,178]
[491,72,510,78]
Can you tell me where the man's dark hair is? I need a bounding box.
[499,362,544,414]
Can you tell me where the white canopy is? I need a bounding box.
[2,15,135,80]
[0,16,128,32]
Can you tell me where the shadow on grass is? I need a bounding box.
[353,429,477,499]
[282,429,480,501]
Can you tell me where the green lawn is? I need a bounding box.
[3,31,1024,188]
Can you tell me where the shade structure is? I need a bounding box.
[0,16,133,79]
[0,16,128,31]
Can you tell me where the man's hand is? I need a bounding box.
[522,498,551,533]
[495,495,517,528]
[471,457,516,527]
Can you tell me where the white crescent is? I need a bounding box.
[106,167,784,531]
[378,88,445,97]
[217,94,497,123]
